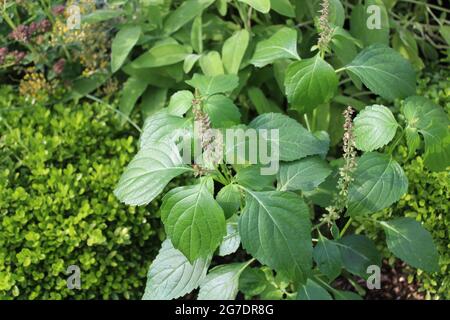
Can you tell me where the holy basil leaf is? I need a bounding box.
[161,180,226,262]
[198,262,248,300]
[222,29,250,74]
[114,142,192,206]
[186,74,239,96]
[142,239,210,300]
[204,95,241,128]
[239,190,312,284]
[297,279,333,300]
[313,235,342,281]
[238,0,270,13]
[278,156,332,192]
[235,165,276,191]
[119,77,147,118]
[191,15,203,53]
[199,51,225,76]
[336,234,381,279]
[217,185,241,219]
[251,27,300,68]
[163,0,215,35]
[381,218,439,272]
[402,96,450,171]
[167,90,194,116]
[333,290,363,300]
[239,267,268,296]
[131,43,192,69]
[270,0,295,17]
[248,87,284,114]
[219,217,241,256]
[353,105,399,151]
[347,152,408,216]
[111,25,141,73]
[285,54,338,112]
[249,113,329,161]
[345,44,416,101]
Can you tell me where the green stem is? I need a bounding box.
[387,129,405,155]
[303,114,311,132]
[335,67,346,73]
[339,217,353,237]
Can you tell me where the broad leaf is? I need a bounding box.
[161,180,226,261]
[198,262,248,300]
[381,218,439,272]
[337,235,381,279]
[239,190,312,283]
[402,96,450,171]
[345,44,416,101]
[217,184,241,219]
[249,113,329,161]
[297,279,333,300]
[239,267,268,296]
[186,74,239,96]
[251,27,300,68]
[270,0,295,17]
[131,43,191,69]
[313,235,342,281]
[348,152,408,216]
[248,87,283,114]
[191,15,203,53]
[142,239,210,300]
[354,105,399,151]
[199,51,225,76]
[333,290,363,300]
[235,165,276,191]
[167,90,194,116]
[114,142,192,206]
[204,95,241,128]
[219,218,241,256]
[238,0,270,13]
[222,29,250,74]
[111,25,141,73]
[278,156,332,192]
[140,87,167,119]
[119,77,148,119]
[285,54,338,112]
[163,0,215,35]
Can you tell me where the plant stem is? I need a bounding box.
[387,129,405,155]
[339,217,352,237]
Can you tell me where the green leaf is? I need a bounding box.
[191,15,203,53]
[114,142,192,206]
[184,53,201,73]
[353,105,399,151]
[238,0,270,13]
[313,235,342,281]
[235,165,276,191]
[270,0,295,17]
[83,9,123,23]
[186,74,239,96]
[348,152,408,216]
[248,87,283,114]
[161,180,226,261]
[251,27,300,68]
[111,25,141,73]
[163,0,215,35]
[217,184,241,219]
[402,96,450,171]
[333,290,363,300]
[285,54,338,112]
[350,0,390,46]
[239,190,312,284]
[337,235,381,278]
[297,279,333,300]
[131,43,192,69]
[140,87,167,119]
[345,44,416,101]
[167,90,194,116]
[198,262,248,300]
[381,218,439,272]
[142,239,210,300]
[222,29,250,74]
[119,77,148,118]
[249,113,329,161]
[219,217,241,256]
[199,51,225,76]
[278,156,332,192]
[204,95,241,128]
[239,267,268,296]
[328,0,346,27]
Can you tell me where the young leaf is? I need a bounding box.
[184,54,201,73]
[251,27,300,68]
[313,235,342,281]
[217,184,241,219]
[199,51,225,76]
[336,235,381,279]
[239,267,268,296]
[348,152,408,216]
[237,0,270,13]
[270,0,295,17]
[114,142,192,206]
[402,96,450,171]
[186,74,239,96]
[297,279,333,300]
[222,29,250,74]
[204,94,241,128]
[249,113,329,161]
[142,239,210,300]
[219,218,241,256]
[278,156,332,192]
[285,54,338,112]
[167,90,194,116]
[161,180,226,261]
[131,43,192,69]
[191,15,203,53]
[353,105,399,151]
[381,218,439,272]
[119,77,148,118]
[239,190,312,284]
[163,0,215,35]
[111,25,141,73]
[198,262,249,300]
[345,44,416,101]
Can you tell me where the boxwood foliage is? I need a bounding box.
[0,87,163,299]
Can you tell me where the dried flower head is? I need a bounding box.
[317,0,333,53]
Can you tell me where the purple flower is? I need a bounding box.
[37,19,51,33]
[53,58,66,75]
[0,47,9,64]
[9,24,30,42]
[52,5,65,16]
[10,50,26,64]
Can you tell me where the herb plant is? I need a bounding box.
[109,0,449,300]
